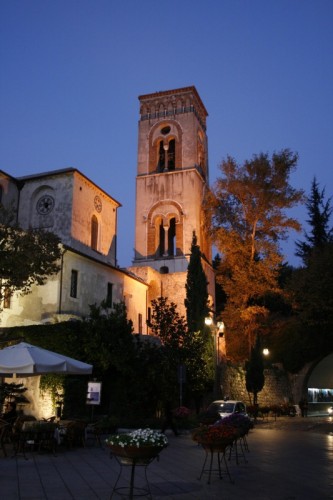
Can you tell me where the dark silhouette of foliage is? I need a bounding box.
[286,243,333,365]
[274,179,333,371]
[0,205,62,302]
[148,297,214,407]
[245,335,265,405]
[82,301,134,374]
[148,297,187,349]
[296,177,332,265]
[0,381,28,410]
[212,253,227,317]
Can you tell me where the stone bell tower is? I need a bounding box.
[130,86,215,318]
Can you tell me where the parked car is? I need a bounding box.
[206,400,247,419]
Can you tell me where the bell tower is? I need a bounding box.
[131,86,215,317]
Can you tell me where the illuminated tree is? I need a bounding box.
[204,149,304,360]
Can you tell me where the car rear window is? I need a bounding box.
[208,402,234,413]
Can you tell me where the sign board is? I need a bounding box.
[86,381,102,405]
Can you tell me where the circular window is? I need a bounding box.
[36,195,55,215]
[161,126,171,135]
[94,195,102,213]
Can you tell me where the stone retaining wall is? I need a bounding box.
[219,363,293,406]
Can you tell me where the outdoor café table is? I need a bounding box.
[15,420,58,457]
[58,420,87,448]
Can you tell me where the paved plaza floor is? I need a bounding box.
[0,416,332,499]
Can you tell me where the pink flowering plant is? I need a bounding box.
[221,413,253,433]
[106,428,168,449]
[192,423,238,445]
[173,406,191,419]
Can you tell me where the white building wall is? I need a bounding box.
[0,248,148,329]
[1,275,60,327]
[60,250,125,317]
[123,273,148,334]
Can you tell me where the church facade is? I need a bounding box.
[0,86,215,331]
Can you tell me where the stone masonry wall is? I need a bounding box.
[219,363,293,406]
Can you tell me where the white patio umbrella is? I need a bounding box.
[0,342,93,376]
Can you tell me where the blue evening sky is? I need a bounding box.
[1,1,332,267]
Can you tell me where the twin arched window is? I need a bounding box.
[157,139,175,172]
[158,217,176,257]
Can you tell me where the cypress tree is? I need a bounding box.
[245,335,265,406]
[185,231,210,333]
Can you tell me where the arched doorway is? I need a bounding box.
[306,353,333,415]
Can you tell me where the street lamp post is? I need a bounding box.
[216,321,226,364]
[262,347,270,368]
[205,317,226,398]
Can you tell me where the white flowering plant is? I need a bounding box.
[105,428,168,449]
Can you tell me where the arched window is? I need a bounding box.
[157,140,165,172]
[70,270,78,298]
[168,217,176,255]
[197,132,206,171]
[91,215,98,250]
[158,220,165,256]
[157,217,176,257]
[168,140,175,170]
[156,138,176,172]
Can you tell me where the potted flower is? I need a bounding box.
[172,406,192,429]
[105,428,168,464]
[221,413,253,437]
[173,406,191,419]
[192,423,238,452]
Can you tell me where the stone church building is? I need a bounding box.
[0,86,215,332]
